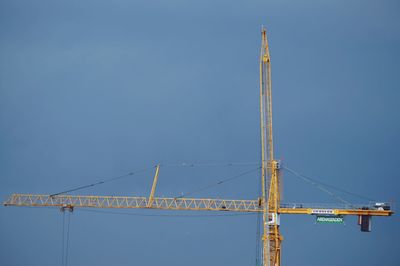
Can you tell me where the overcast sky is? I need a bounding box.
[1,1,399,266]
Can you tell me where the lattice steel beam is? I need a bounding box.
[4,194,393,217]
[4,194,260,212]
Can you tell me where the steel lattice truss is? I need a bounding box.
[4,194,392,217]
[4,194,260,212]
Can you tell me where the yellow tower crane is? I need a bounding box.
[3,28,393,266]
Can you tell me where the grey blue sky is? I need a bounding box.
[1,0,399,265]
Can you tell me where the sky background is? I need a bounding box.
[1,0,399,265]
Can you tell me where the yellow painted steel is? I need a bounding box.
[147,164,160,207]
[4,194,261,212]
[278,208,392,216]
[3,194,393,217]
[259,27,270,266]
[260,27,281,266]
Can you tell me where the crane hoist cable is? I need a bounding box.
[61,210,65,266]
[49,162,259,197]
[61,208,72,266]
[174,166,261,199]
[282,165,375,203]
[255,207,262,266]
[65,212,71,266]
[50,166,157,197]
[255,167,262,266]
[255,216,260,266]
[282,165,350,205]
[77,208,257,218]
[6,204,256,218]
[160,162,259,167]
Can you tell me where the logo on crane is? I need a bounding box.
[311,209,335,215]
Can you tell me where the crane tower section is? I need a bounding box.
[259,27,282,266]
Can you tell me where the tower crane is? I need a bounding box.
[3,27,393,266]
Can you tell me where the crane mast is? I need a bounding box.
[259,27,281,266]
